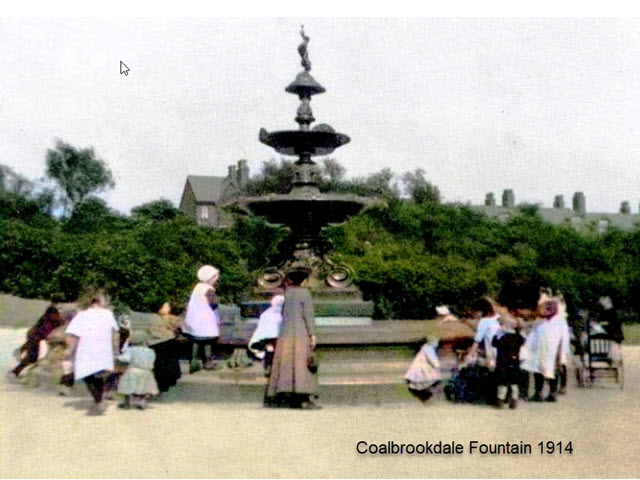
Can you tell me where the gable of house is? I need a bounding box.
[179,175,238,228]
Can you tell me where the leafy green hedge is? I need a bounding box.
[327,201,640,321]
[1,188,639,322]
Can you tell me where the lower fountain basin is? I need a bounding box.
[241,192,375,229]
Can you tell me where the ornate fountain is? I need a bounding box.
[233,27,376,324]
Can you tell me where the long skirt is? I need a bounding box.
[151,339,182,392]
[265,327,317,398]
[117,367,159,396]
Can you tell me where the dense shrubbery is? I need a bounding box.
[326,200,640,321]
[0,194,254,311]
[2,157,640,321]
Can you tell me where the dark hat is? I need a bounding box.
[286,267,310,285]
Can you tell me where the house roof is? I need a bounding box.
[583,212,640,230]
[470,205,640,230]
[184,175,227,204]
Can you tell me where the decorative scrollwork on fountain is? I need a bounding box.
[323,256,355,288]
[257,267,285,290]
[326,263,355,289]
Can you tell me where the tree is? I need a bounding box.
[362,168,398,198]
[402,168,440,204]
[131,199,182,222]
[243,159,297,195]
[64,196,124,234]
[0,164,58,222]
[45,140,115,217]
[0,164,34,196]
[322,157,345,181]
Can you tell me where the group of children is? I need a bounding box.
[404,295,579,410]
[9,298,174,414]
[10,263,282,415]
[11,273,621,414]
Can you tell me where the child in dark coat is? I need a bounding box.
[492,316,525,409]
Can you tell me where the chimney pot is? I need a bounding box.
[553,195,565,209]
[572,192,586,216]
[485,192,496,207]
[502,189,515,209]
[620,201,630,214]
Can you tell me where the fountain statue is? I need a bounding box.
[231,27,377,325]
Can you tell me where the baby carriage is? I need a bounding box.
[575,321,623,389]
[444,344,496,405]
[444,363,495,404]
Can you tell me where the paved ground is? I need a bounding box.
[1,328,639,479]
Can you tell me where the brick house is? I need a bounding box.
[179,159,249,228]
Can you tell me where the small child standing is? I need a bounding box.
[492,316,525,409]
[404,336,441,403]
[117,332,159,410]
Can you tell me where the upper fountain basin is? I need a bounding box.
[259,128,351,156]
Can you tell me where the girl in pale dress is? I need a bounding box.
[182,265,220,373]
[117,332,159,410]
[248,294,285,376]
[405,336,441,402]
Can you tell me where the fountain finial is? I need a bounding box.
[298,25,311,72]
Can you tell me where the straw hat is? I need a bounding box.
[286,267,310,285]
[197,265,219,283]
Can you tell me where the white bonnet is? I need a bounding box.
[197,265,220,283]
[435,305,451,316]
[270,295,285,308]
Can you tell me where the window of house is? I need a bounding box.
[199,205,209,219]
[570,217,583,230]
[597,219,608,234]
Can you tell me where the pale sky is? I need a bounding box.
[1,17,639,214]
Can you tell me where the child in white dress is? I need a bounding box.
[405,336,441,402]
[117,333,159,410]
[248,295,285,376]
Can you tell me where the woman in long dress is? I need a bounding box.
[148,302,183,393]
[264,269,320,409]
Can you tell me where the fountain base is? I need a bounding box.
[240,286,373,326]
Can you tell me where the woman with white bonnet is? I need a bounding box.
[248,294,285,376]
[182,265,220,373]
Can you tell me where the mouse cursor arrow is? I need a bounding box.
[120,61,130,76]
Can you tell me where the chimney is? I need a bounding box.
[485,192,496,207]
[237,159,249,188]
[553,195,565,209]
[228,165,237,184]
[620,201,630,214]
[572,192,586,216]
[502,189,515,209]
